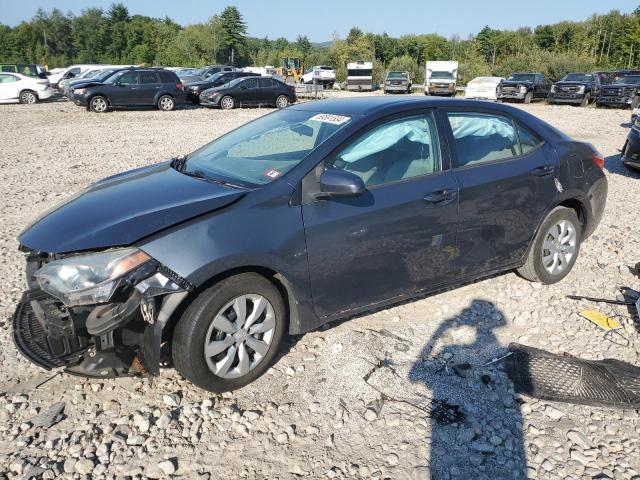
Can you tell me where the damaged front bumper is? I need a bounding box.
[12,251,191,378]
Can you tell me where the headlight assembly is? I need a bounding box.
[35,248,151,306]
[576,86,585,94]
[519,86,527,94]
[74,88,86,94]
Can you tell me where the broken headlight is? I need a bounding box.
[34,248,151,307]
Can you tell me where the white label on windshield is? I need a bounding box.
[310,113,350,125]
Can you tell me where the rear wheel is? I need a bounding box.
[89,95,108,113]
[276,95,290,109]
[158,95,175,111]
[517,207,582,284]
[172,273,286,392]
[220,95,235,110]
[19,90,37,104]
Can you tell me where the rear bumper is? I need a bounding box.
[37,87,55,100]
[583,175,608,238]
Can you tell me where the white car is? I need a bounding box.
[0,72,55,104]
[301,66,336,87]
[464,76,505,101]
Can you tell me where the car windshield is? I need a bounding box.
[94,69,118,81]
[562,73,593,82]
[188,67,207,77]
[507,74,535,82]
[182,109,352,187]
[614,76,640,85]
[431,71,454,80]
[387,72,407,79]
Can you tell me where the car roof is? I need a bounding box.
[289,96,526,116]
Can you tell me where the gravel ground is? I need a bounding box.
[0,95,639,480]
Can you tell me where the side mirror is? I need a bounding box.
[318,169,365,198]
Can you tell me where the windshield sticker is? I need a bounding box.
[310,113,350,125]
[264,169,282,179]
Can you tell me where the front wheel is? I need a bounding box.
[158,95,175,111]
[19,90,37,104]
[172,273,286,392]
[276,95,290,109]
[89,95,108,113]
[517,207,582,284]
[220,95,235,110]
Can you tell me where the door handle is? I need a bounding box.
[423,189,457,205]
[531,165,555,177]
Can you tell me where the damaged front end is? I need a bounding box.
[13,247,191,378]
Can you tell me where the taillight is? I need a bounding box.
[591,151,604,170]
[177,82,184,91]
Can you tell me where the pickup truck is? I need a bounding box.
[596,74,640,109]
[497,73,550,103]
[383,71,411,94]
[548,72,603,107]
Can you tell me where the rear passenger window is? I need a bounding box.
[243,78,258,88]
[516,124,543,155]
[259,78,274,88]
[158,71,175,83]
[328,114,440,187]
[447,112,520,167]
[140,72,159,84]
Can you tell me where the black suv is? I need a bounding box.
[185,71,260,104]
[70,68,185,113]
[596,74,640,109]
[548,72,605,106]
[497,73,550,103]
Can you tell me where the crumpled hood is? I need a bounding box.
[19,162,245,254]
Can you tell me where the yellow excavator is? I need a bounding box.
[276,57,304,84]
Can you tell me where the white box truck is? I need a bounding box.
[425,61,458,96]
[347,61,373,91]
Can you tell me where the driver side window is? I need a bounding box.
[326,113,441,188]
[117,72,138,86]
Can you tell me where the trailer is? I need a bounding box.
[347,61,373,91]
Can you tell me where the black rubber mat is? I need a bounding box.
[505,343,640,408]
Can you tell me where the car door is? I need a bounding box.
[301,111,459,318]
[444,108,559,278]
[137,71,161,104]
[257,77,276,105]
[109,71,139,105]
[0,73,20,101]
[236,77,259,106]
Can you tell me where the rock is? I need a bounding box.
[275,433,289,444]
[158,459,176,475]
[63,458,76,474]
[75,459,95,475]
[570,450,590,466]
[489,435,503,446]
[386,453,399,466]
[31,402,65,429]
[102,400,120,414]
[163,393,181,407]
[11,394,28,404]
[133,413,151,433]
[364,408,378,422]
[544,406,565,420]
[567,430,592,449]
[156,413,172,429]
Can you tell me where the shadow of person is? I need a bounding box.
[409,299,527,479]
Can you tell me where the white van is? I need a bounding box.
[425,61,459,96]
[346,61,373,91]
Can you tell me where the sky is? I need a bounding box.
[1,0,637,41]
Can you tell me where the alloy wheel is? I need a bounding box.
[221,96,234,109]
[20,91,36,104]
[541,219,577,274]
[276,95,289,108]
[91,97,107,112]
[203,294,276,379]
[159,96,174,111]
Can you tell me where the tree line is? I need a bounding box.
[1,3,639,84]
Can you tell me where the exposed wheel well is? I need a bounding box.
[558,198,586,232]
[162,266,291,342]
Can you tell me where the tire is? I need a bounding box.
[517,207,582,284]
[580,93,591,107]
[172,273,286,392]
[220,95,235,110]
[158,95,175,111]
[89,95,108,113]
[524,92,533,104]
[276,95,290,109]
[19,90,37,104]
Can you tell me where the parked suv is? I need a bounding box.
[71,68,185,112]
[185,71,259,104]
[384,71,412,94]
[497,73,550,103]
[548,72,603,107]
[596,74,640,109]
